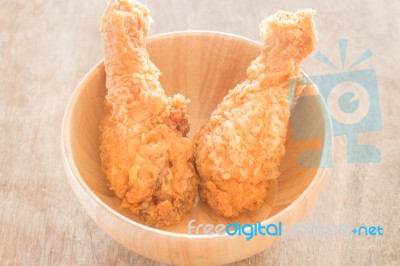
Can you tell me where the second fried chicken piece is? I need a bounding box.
[100,0,197,227]
[195,10,318,217]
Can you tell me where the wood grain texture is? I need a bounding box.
[1,0,399,265]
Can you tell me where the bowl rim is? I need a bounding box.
[61,30,333,240]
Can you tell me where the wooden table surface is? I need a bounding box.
[1,0,399,265]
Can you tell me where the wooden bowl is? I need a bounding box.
[62,31,331,265]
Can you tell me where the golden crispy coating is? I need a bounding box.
[194,10,318,217]
[100,0,197,227]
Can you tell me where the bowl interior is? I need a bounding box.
[68,32,327,234]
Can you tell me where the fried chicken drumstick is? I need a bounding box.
[194,10,318,217]
[100,0,197,227]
